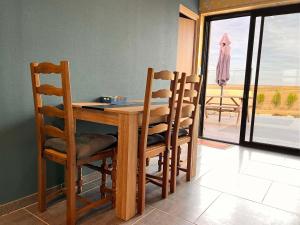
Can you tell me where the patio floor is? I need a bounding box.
[203,112,300,149]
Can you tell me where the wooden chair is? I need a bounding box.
[138,68,179,214]
[30,61,117,225]
[170,73,203,193]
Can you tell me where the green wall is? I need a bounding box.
[0,0,199,204]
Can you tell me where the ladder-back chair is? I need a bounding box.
[30,61,117,225]
[138,68,179,214]
[170,73,203,193]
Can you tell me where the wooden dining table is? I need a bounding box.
[72,102,199,221]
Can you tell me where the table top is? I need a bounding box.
[72,102,164,115]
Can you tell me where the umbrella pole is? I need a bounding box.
[219,86,223,122]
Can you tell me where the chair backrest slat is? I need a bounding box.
[43,125,65,139]
[184,90,197,98]
[36,84,63,96]
[30,60,76,161]
[154,71,175,80]
[152,89,172,99]
[179,118,193,128]
[150,106,170,117]
[38,106,65,118]
[186,75,200,83]
[148,123,168,135]
[33,62,62,74]
[181,104,195,118]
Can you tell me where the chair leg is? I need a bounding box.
[38,156,47,212]
[111,151,117,208]
[65,164,77,225]
[186,142,192,182]
[137,156,146,214]
[100,159,107,199]
[170,145,178,194]
[162,149,169,198]
[77,166,83,194]
[158,153,163,172]
[177,146,181,176]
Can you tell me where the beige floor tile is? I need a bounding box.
[263,182,300,215]
[242,161,300,187]
[195,194,300,225]
[282,155,300,170]
[0,209,46,225]
[26,200,67,225]
[134,209,193,225]
[197,169,271,202]
[248,150,286,166]
[148,182,220,223]
[198,146,251,173]
[79,205,155,225]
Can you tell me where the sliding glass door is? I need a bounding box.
[201,4,300,152]
[245,11,300,149]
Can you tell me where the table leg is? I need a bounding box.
[115,113,138,220]
[190,105,200,178]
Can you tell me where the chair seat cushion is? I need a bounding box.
[161,128,188,138]
[147,134,165,146]
[107,131,165,146]
[178,128,188,137]
[44,134,117,159]
[145,128,187,146]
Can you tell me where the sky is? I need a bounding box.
[207,13,300,86]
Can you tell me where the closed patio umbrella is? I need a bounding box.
[216,33,231,122]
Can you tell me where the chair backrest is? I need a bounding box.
[173,73,203,140]
[30,61,76,160]
[140,68,179,152]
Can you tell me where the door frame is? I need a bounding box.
[199,3,300,155]
[177,4,200,75]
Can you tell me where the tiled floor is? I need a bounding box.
[1,144,300,225]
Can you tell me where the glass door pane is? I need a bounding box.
[247,13,300,149]
[203,16,250,143]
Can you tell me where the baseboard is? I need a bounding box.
[0,171,99,217]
